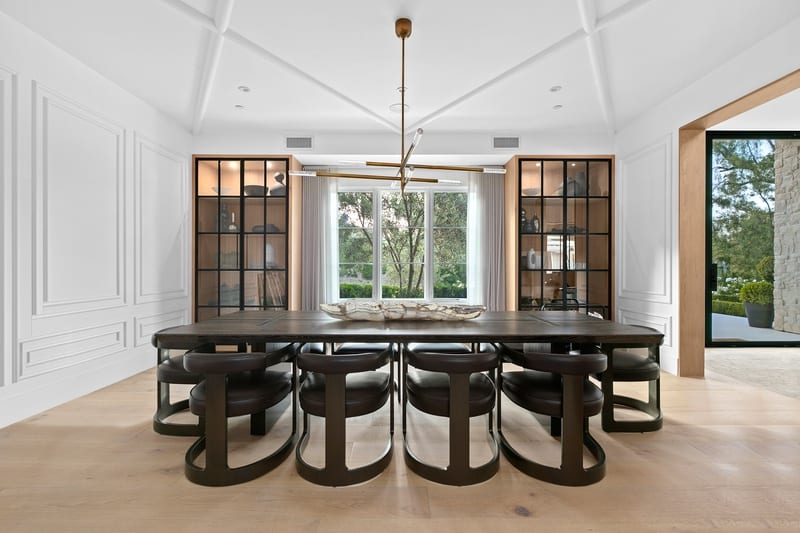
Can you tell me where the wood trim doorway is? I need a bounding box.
[678,69,800,377]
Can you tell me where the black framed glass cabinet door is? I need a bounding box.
[194,157,290,321]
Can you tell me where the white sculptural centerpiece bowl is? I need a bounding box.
[320,301,486,321]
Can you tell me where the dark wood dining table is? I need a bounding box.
[151,310,664,351]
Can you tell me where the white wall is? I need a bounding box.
[614,17,800,374]
[0,13,193,427]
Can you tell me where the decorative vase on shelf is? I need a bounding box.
[227,212,238,232]
[264,242,277,268]
[526,248,538,270]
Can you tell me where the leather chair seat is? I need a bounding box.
[501,370,603,418]
[407,370,495,417]
[156,354,200,385]
[600,350,660,381]
[189,370,292,418]
[299,372,391,418]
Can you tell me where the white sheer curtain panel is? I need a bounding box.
[301,176,337,310]
[467,172,506,311]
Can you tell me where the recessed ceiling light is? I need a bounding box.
[234,104,245,110]
[237,85,250,92]
[389,103,409,113]
[553,104,563,110]
[549,85,563,92]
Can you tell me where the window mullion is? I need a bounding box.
[373,190,382,300]
[424,192,433,300]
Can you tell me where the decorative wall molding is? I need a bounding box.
[15,322,126,381]
[0,64,18,388]
[618,135,673,304]
[616,308,673,347]
[133,309,187,347]
[133,133,188,304]
[32,82,126,317]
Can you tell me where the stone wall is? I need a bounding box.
[773,140,800,333]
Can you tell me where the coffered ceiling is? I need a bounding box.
[2,0,799,157]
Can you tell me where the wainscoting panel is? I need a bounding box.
[0,64,17,388]
[32,82,125,316]
[16,322,126,381]
[134,133,188,305]
[618,136,673,304]
[134,310,187,348]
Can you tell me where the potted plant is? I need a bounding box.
[739,281,774,328]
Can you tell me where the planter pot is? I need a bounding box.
[744,302,774,328]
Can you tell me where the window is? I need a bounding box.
[337,188,468,300]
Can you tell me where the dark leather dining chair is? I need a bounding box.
[182,343,297,486]
[598,335,663,432]
[153,346,209,436]
[402,344,500,486]
[295,343,395,486]
[497,343,607,486]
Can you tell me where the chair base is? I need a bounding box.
[600,370,662,432]
[602,393,663,432]
[403,432,499,486]
[499,427,605,486]
[185,417,296,487]
[153,393,204,437]
[295,412,394,487]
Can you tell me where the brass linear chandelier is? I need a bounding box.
[290,18,505,192]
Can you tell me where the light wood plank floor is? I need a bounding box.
[1,365,799,532]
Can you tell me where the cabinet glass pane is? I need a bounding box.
[566,198,588,234]
[197,234,219,269]
[258,271,287,307]
[220,198,240,232]
[220,271,240,306]
[219,161,240,196]
[521,234,543,269]
[197,197,218,232]
[587,198,609,233]
[266,161,288,197]
[543,161,563,196]
[520,160,542,196]
[197,160,218,196]
[542,198,562,233]
[565,161,589,197]
[588,235,609,270]
[569,235,587,270]
[520,271,543,307]
[219,234,239,269]
[266,198,286,232]
[588,161,610,196]
[520,198,541,233]
[243,270,261,307]
[243,160,265,192]
[588,271,609,308]
[197,271,218,307]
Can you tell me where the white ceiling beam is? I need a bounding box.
[162,0,399,134]
[577,0,615,134]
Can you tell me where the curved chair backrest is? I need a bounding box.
[507,350,607,376]
[405,348,498,374]
[184,343,295,374]
[297,346,393,374]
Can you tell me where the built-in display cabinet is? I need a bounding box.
[194,157,291,321]
[514,158,613,317]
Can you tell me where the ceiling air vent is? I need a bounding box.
[286,136,313,150]
[493,136,519,149]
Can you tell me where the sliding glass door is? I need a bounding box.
[706,131,800,346]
